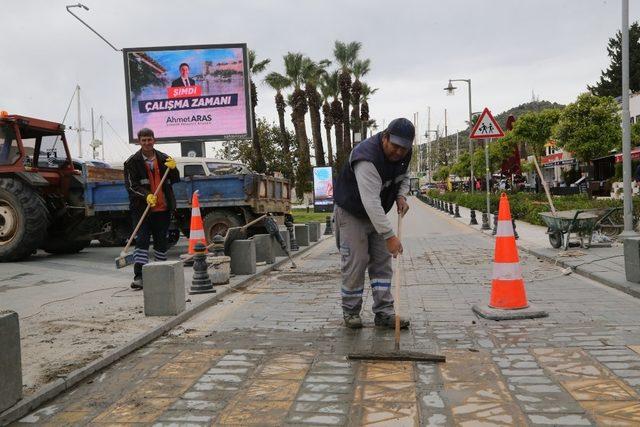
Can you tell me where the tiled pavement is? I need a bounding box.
[14,198,640,426]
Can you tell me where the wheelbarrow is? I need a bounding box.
[539,210,601,250]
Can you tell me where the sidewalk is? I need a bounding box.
[428,198,640,300]
[13,197,640,426]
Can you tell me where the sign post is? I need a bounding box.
[469,108,505,229]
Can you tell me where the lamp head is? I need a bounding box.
[444,80,457,95]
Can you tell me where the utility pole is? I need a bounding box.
[621,0,636,236]
[444,110,448,165]
[77,84,83,158]
[91,108,96,159]
[100,115,105,160]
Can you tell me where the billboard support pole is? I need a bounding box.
[181,140,206,158]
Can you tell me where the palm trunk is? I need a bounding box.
[351,79,361,144]
[292,88,312,199]
[325,127,333,166]
[250,80,266,173]
[275,92,293,184]
[339,71,352,151]
[306,84,326,167]
[331,98,345,171]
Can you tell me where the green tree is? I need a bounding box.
[553,93,621,162]
[248,50,270,173]
[502,108,562,158]
[263,71,294,182]
[319,73,337,166]
[334,41,362,152]
[350,58,371,143]
[283,52,313,197]
[588,22,640,97]
[433,165,451,182]
[303,58,331,167]
[218,118,294,175]
[359,83,378,139]
[450,152,471,177]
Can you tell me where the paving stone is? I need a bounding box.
[527,413,592,425]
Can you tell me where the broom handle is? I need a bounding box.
[121,166,172,256]
[394,213,403,351]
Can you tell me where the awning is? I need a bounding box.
[615,147,640,163]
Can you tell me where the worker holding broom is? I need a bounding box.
[124,128,180,290]
[333,118,413,329]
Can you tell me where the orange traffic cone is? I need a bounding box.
[188,191,207,254]
[472,193,548,320]
[489,193,528,309]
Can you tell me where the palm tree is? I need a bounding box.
[263,71,294,182]
[248,50,270,173]
[350,59,370,143]
[319,72,338,166]
[334,41,362,152]
[283,52,312,198]
[359,83,378,139]
[324,71,345,171]
[303,58,331,167]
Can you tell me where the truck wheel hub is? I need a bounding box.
[0,204,18,242]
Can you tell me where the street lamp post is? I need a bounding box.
[66,3,121,51]
[445,79,473,193]
[621,0,636,236]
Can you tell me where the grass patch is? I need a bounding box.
[291,208,331,224]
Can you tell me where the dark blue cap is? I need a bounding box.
[386,118,415,149]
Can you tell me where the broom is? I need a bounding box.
[347,212,445,363]
[115,167,171,269]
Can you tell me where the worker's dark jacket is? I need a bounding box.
[123,150,180,216]
[334,132,411,218]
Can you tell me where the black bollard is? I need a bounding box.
[470,209,478,225]
[481,212,491,230]
[492,211,498,235]
[449,202,454,215]
[286,221,299,251]
[212,234,225,257]
[324,215,333,235]
[454,204,461,218]
[189,242,215,294]
[512,218,519,239]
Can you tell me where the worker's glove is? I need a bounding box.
[146,194,157,207]
[164,157,177,170]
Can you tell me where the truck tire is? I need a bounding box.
[203,210,243,242]
[98,220,129,247]
[42,238,91,254]
[0,177,49,261]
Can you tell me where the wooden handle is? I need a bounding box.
[532,156,556,216]
[394,213,403,350]
[121,166,172,256]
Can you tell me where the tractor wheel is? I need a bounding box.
[203,210,243,243]
[0,178,49,261]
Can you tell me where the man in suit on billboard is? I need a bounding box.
[171,63,196,87]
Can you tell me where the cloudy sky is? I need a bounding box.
[1,0,638,161]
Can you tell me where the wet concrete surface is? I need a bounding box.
[13,197,640,426]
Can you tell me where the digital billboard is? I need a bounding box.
[123,43,252,143]
[313,166,334,212]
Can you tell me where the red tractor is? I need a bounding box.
[0,112,102,261]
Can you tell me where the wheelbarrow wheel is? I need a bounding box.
[549,232,563,249]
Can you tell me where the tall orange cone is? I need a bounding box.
[188,191,207,254]
[472,193,548,320]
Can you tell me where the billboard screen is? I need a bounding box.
[123,43,252,143]
[313,167,334,210]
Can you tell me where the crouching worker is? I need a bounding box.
[124,128,180,289]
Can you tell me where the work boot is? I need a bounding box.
[130,275,143,290]
[374,313,410,329]
[343,313,363,329]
